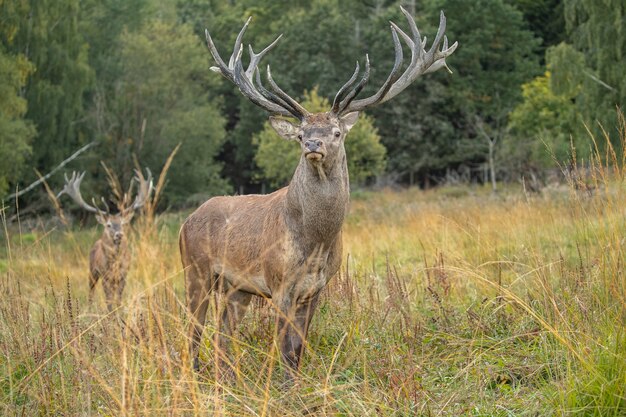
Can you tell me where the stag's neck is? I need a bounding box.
[286,153,350,246]
[100,236,127,258]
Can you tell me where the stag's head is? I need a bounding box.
[57,170,154,246]
[99,214,126,245]
[268,112,359,170]
[205,7,457,171]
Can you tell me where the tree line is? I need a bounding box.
[1,0,623,211]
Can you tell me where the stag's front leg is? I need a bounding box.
[185,262,212,372]
[277,294,319,381]
[215,288,252,379]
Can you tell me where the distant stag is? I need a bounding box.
[58,170,153,311]
[180,7,457,379]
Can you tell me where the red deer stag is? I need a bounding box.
[180,7,457,379]
[58,170,153,311]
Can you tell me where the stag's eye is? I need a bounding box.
[334,131,341,138]
[297,134,303,141]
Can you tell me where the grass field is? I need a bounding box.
[1,145,625,415]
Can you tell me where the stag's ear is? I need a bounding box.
[269,117,300,141]
[340,112,359,133]
[95,214,107,225]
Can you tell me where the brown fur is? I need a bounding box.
[181,111,358,379]
[89,214,131,311]
[57,169,152,311]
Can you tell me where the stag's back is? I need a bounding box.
[180,188,295,292]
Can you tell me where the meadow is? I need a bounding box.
[1,145,625,416]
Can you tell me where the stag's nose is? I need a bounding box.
[305,139,322,152]
[114,231,123,242]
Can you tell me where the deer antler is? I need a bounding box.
[205,17,310,120]
[123,168,153,214]
[333,8,458,115]
[57,171,106,215]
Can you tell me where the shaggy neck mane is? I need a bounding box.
[285,146,350,247]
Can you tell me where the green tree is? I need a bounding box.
[0,48,35,196]
[363,0,540,186]
[511,0,565,57]
[254,89,386,188]
[111,20,230,206]
[439,0,540,188]
[548,0,626,142]
[504,71,580,175]
[79,0,149,143]
[4,0,93,187]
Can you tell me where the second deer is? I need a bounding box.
[58,170,153,311]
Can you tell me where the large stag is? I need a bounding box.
[58,170,153,311]
[180,7,457,379]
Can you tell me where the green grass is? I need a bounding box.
[1,142,625,415]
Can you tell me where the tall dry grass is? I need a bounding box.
[1,122,624,415]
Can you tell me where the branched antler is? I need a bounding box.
[122,168,154,214]
[332,7,458,115]
[57,172,106,215]
[205,17,309,120]
[205,7,457,119]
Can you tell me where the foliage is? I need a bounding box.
[3,0,93,191]
[548,0,626,146]
[363,0,541,182]
[253,89,386,188]
[112,20,230,206]
[0,48,35,196]
[511,0,565,55]
[503,71,580,173]
[1,0,624,204]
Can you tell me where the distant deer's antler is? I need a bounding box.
[205,17,310,120]
[332,7,458,115]
[57,171,107,215]
[123,168,153,214]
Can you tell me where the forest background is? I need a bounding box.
[2,0,624,210]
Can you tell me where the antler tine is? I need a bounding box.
[205,19,307,119]
[57,171,105,215]
[91,197,109,215]
[266,66,310,118]
[246,34,283,79]
[401,6,422,49]
[338,55,371,113]
[391,7,422,56]
[254,69,301,115]
[229,17,251,69]
[338,8,457,115]
[425,34,458,74]
[332,61,361,114]
[429,11,447,57]
[127,167,154,212]
[56,172,72,198]
[338,26,404,114]
[205,29,228,73]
